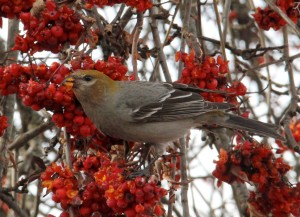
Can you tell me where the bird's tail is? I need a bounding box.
[196,112,283,140]
[219,114,283,140]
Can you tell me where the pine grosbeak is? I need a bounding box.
[62,70,283,143]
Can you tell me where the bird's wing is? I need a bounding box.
[131,83,233,122]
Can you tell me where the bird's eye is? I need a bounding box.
[83,75,93,81]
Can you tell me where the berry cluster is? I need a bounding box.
[253,0,299,31]
[0,56,128,138]
[71,55,128,80]
[42,160,115,217]
[0,62,99,138]
[52,106,98,138]
[72,153,117,217]
[0,0,35,19]
[42,152,167,217]
[249,183,300,217]
[176,50,246,104]
[94,155,167,217]
[13,0,85,54]
[19,64,74,111]
[73,153,103,174]
[212,137,299,216]
[41,163,79,210]
[84,0,152,12]
[0,115,8,137]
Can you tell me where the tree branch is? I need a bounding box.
[149,5,172,82]
[8,119,54,150]
[0,192,29,217]
[131,13,143,80]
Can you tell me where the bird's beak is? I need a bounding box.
[62,75,75,91]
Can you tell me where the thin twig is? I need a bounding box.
[150,2,180,82]
[149,5,172,82]
[119,8,133,29]
[178,0,191,79]
[222,0,232,42]
[167,155,176,217]
[112,3,126,23]
[213,0,231,83]
[131,13,143,80]
[213,0,226,60]
[63,128,75,217]
[179,137,189,217]
[196,0,205,51]
[280,27,298,150]
[245,51,300,74]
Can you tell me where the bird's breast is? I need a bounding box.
[98,119,194,143]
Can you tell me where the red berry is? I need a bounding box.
[51,26,64,38]
[219,64,228,74]
[135,176,146,187]
[45,84,56,99]
[154,205,165,215]
[233,81,247,96]
[20,12,31,23]
[210,65,219,75]
[52,178,64,189]
[73,116,84,126]
[181,68,190,77]
[52,113,64,127]
[135,188,144,197]
[91,202,100,212]
[55,188,67,200]
[106,198,117,208]
[53,91,64,103]
[60,211,69,217]
[79,206,91,216]
[135,204,144,213]
[124,208,136,217]
[217,55,224,65]
[206,78,218,90]
[117,199,128,208]
[198,80,206,89]
[82,189,93,200]
[83,158,93,170]
[80,125,91,137]
[52,74,64,84]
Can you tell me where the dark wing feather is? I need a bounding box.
[171,83,228,95]
[132,83,233,122]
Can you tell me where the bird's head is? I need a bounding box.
[62,70,117,104]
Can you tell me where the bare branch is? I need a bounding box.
[0,192,29,217]
[8,120,54,150]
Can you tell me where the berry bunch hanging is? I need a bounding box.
[253,0,300,31]
[213,136,299,217]
[0,55,128,138]
[94,154,167,217]
[84,0,152,12]
[176,50,246,104]
[13,0,85,54]
[0,0,35,27]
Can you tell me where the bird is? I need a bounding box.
[62,69,283,143]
